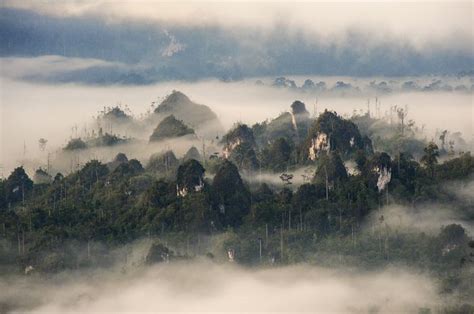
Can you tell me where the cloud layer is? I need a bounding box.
[3,1,471,49]
[1,261,441,313]
[0,2,472,79]
[1,77,472,176]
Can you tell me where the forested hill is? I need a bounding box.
[0,103,473,306]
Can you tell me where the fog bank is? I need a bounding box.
[1,78,472,176]
[1,261,441,313]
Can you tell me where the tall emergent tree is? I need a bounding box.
[421,142,439,178]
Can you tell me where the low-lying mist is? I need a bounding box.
[363,177,474,235]
[1,260,441,313]
[47,137,208,175]
[1,77,473,176]
[243,167,315,188]
[365,204,474,236]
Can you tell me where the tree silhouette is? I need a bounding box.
[421,142,439,178]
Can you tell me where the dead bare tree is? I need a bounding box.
[397,105,408,136]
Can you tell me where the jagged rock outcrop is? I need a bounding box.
[369,152,392,192]
[256,100,311,145]
[221,124,258,172]
[304,110,371,161]
[290,100,310,136]
[290,100,309,116]
[221,124,256,158]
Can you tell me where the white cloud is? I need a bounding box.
[0,55,125,79]
[0,261,441,313]
[364,204,474,235]
[2,1,472,51]
[1,75,472,176]
[161,30,186,57]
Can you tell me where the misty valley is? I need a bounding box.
[1,1,474,313]
[1,85,473,313]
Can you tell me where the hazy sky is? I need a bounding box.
[0,1,472,79]
[0,1,472,174]
[3,1,471,45]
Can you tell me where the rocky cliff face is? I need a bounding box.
[257,100,311,145]
[308,133,331,161]
[221,124,256,158]
[221,124,259,172]
[303,110,369,161]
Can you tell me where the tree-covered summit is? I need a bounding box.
[303,110,372,161]
[149,115,196,141]
[153,90,224,137]
[1,96,473,311]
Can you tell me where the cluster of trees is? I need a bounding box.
[149,115,196,142]
[64,132,130,151]
[1,142,472,263]
[0,105,472,307]
[266,77,474,95]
